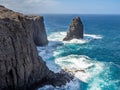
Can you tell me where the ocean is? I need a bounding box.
[37,14,120,90]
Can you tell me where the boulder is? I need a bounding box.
[63,17,83,41]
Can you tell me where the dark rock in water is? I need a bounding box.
[0,5,73,90]
[63,17,83,41]
[41,70,73,87]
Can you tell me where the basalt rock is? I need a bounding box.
[63,17,83,41]
[32,16,48,46]
[0,5,72,90]
[0,5,49,90]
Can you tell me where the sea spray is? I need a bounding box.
[37,31,104,90]
[55,55,104,83]
[38,15,120,90]
[48,32,103,44]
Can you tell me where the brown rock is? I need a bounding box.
[63,17,83,41]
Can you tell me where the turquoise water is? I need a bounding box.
[38,14,120,90]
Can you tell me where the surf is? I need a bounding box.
[37,31,106,90]
[55,55,104,83]
[48,32,103,44]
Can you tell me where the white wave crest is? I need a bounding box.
[37,32,104,89]
[48,32,103,44]
[55,55,104,83]
[84,34,102,39]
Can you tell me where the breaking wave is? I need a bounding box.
[37,31,119,90]
[48,32,103,44]
[55,55,104,83]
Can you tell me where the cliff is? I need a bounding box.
[32,16,48,46]
[0,5,72,90]
[63,17,83,41]
[0,5,49,89]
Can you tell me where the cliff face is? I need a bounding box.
[32,16,48,46]
[0,5,73,90]
[63,17,83,41]
[0,5,49,89]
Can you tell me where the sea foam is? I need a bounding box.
[55,55,104,83]
[37,31,104,90]
[48,32,103,44]
[37,31,103,80]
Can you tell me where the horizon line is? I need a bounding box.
[27,13,120,16]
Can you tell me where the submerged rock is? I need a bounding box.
[0,5,73,90]
[63,17,83,41]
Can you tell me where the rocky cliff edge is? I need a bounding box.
[0,5,72,90]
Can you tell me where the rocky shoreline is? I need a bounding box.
[0,5,73,90]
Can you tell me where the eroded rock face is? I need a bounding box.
[0,5,50,90]
[63,17,83,41]
[32,16,48,46]
[0,5,73,90]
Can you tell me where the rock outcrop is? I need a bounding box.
[63,17,83,41]
[0,5,72,90]
[32,16,48,46]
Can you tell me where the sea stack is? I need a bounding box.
[63,17,83,41]
[0,5,72,90]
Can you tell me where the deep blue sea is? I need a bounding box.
[37,14,120,90]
